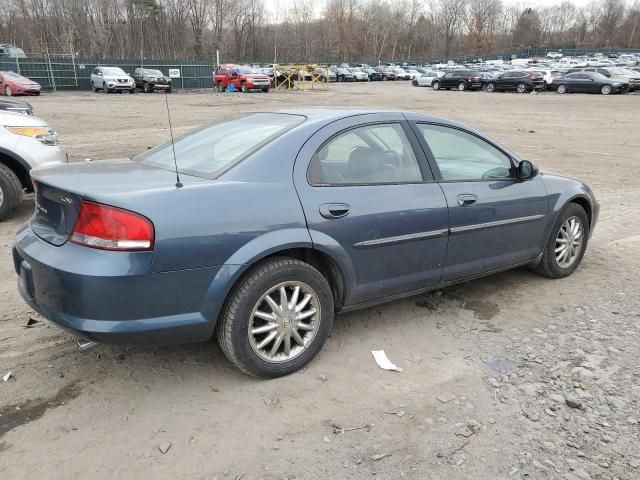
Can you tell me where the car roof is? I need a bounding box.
[270,108,457,126]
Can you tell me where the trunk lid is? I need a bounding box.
[30,159,206,246]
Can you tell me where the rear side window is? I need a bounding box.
[309,123,422,185]
[417,124,513,181]
[136,113,304,178]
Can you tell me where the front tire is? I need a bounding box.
[241,82,248,93]
[143,82,152,93]
[217,257,334,378]
[262,87,269,93]
[517,83,527,93]
[5,85,12,96]
[557,84,567,94]
[0,163,22,221]
[536,203,589,279]
[601,84,612,95]
[486,82,496,93]
[432,80,440,90]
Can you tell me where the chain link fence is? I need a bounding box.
[0,55,216,91]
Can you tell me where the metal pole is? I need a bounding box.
[46,51,57,93]
[15,54,20,74]
[71,51,78,88]
[180,64,184,90]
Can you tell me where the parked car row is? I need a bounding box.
[90,66,173,94]
[409,59,640,95]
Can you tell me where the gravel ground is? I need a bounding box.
[1,83,639,479]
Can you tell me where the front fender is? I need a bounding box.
[540,173,598,245]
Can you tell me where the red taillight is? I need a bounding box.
[528,73,536,80]
[70,201,154,251]
[468,76,472,81]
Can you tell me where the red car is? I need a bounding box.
[213,64,270,93]
[0,71,42,96]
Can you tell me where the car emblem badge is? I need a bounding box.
[282,318,291,327]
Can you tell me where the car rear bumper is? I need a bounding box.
[13,224,219,345]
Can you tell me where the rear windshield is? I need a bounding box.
[136,113,304,178]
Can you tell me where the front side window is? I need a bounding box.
[417,124,513,181]
[136,113,304,178]
[309,123,422,185]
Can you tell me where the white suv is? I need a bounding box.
[90,66,136,94]
[0,110,67,220]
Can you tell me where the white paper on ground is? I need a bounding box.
[371,350,402,372]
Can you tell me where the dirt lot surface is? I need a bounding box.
[1,84,639,480]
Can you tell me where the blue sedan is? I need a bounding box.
[13,109,598,377]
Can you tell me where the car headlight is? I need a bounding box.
[6,126,58,145]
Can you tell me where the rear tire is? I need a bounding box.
[241,82,248,93]
[0,163,23,221]
[517,83,527,93]
[143,82,152,93]
[536,203,589,279]
[217,257,334,378]
[486,82,496,93]
[217,82,224,92]
[91,81,98,93]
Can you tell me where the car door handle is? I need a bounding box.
[319,203,350,219]
[457,194,478,207]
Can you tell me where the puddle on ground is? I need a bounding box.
[0,382,82,437]
[460,298,500,321]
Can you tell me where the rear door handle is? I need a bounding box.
[319,203,350,219]
[457,194,478,207]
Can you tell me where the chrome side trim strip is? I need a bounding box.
[353,229,448,248]
[450,214,546,234]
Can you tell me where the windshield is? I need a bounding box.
[102,67,126,76]
[606,68,628,75]
[143,69,163,76]
[236,67,257,74]
[136,113,304,178]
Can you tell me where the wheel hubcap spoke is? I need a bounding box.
[248,281,321,363]
[554,216,583,268]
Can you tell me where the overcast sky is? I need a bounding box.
[266,0,597,17]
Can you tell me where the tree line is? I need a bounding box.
[1,0,639,63]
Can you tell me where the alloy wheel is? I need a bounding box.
[555,216,584,268]
[5,85,12,96]
[517,83,526,93]
[486,83,495,92]
[601,85,612,95]
[248,281,320,363]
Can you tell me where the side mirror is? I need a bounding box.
[517,160,538,179]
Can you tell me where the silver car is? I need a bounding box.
[0,110,66,220]
[90,66,136,94]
